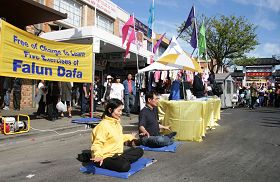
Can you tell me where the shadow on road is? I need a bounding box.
[262,118,280,122]
[260,121,280,125]
[251,109,280,114]
[259,124,280,128]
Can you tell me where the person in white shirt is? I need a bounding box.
[110,76,124,102]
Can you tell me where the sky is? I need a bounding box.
[111,0,280,58]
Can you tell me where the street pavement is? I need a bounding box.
[0,107,280,182]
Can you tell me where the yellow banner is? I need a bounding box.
[0,20,93,83]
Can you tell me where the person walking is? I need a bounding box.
[36,80,47,116]
[46,81,60,121]
[60,82,72,118]
[3,77,12,110]
[12,78,23,110]
[102,75,113,106]
[123,74,136,117]
[250,82,258,109]
[80,83,90,116]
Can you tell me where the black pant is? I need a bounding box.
[37,97,46,115]
[80,91,89,114]
[13,91,21,110]
[47,96,59,121]
[250,96,257,109]
[94,147,143,172]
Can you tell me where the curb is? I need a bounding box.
[0,124,86,142]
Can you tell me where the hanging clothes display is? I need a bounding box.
[154,71,161,83]
[169,79,181,100]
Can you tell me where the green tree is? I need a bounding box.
[178,15,258,73]
[233,57,257,66]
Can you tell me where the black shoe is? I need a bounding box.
[165,132,177,139]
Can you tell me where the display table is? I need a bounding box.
[158,97,221,142]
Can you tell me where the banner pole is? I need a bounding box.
[90,43,95,118]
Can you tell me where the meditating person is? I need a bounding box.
[91,98,143,172]
[139,91,177,148]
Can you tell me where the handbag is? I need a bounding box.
[56,101,67,112]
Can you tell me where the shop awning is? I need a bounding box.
[0,0,67,29]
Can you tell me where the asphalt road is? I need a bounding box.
[0,107,279,182]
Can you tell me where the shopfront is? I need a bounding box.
[41,25,153,84]
[0,0,67,108]
[245,66,273,87]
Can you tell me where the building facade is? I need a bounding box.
[231,58,280,88]
[41,0,168,82]
[1,0,168,108]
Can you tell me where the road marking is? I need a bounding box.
[26,174,35,179]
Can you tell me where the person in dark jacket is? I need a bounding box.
[12,78,23,110]
[193,73,205,98]
[46,81,60,121]
[60,82,72,118]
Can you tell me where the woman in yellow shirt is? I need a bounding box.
[91,98,143,172]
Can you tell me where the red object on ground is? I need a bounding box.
[0,123,10,134]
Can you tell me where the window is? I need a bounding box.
[54,0,82,27]
[226,80,231,94]
[97,12,114,34]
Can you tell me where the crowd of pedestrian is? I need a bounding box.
[0,77,23,111]
[236,82,280,109]
[0,73,137,121]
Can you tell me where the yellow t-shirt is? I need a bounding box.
[91,116,135,159]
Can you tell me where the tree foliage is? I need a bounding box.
[233,57,257,66]
[178,15,258,73]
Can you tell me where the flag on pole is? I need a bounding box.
[177,6,195,39]
[198,21,206,56]
[153,33,166,53]
[125,29,136,58]
[122,16,134,45]
[148,1,155,38]
[190,19,198,49]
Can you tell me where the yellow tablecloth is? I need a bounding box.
[158,98,221,142]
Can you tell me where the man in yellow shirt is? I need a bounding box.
[91,99,143,172]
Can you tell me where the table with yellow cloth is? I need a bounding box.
[158,97,221,142]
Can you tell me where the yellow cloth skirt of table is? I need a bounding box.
[158,98,221,142]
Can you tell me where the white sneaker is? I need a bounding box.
[3,106,9,110]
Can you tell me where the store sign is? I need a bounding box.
[246,67,272,73]
[135,18,150,36]
[84,0,117,19]
[0,20,93,83]
[246,72,271,77]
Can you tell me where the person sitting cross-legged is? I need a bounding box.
[91,98,143,172]
[139,91,177,148]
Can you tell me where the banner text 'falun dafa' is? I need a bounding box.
[0,20,93,83]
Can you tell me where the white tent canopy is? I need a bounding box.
[138,61,179,73]
[138,36,202,73]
